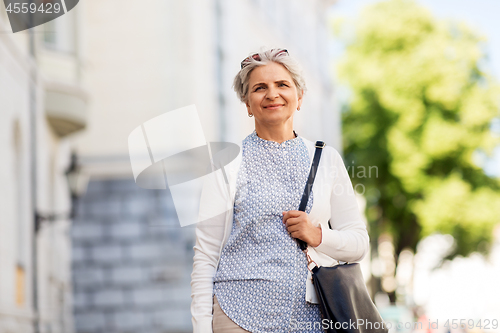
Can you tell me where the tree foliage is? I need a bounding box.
[337,0,500,261]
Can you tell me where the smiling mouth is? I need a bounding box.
[264,104,284,109]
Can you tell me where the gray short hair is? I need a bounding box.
[232,49,307,103]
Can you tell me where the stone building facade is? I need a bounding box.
[72,181,192,332]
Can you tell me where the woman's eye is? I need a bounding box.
[279,83,288,87]
[255,87,263,91]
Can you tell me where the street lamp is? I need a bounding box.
[35,152,89,233]
[65,152,89,216]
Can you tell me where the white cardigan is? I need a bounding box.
[190,136,370,333]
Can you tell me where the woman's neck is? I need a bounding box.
[254,126,296,143]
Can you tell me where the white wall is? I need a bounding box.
[0,15,36,331]
[0,3,80,332]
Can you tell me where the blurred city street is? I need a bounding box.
[0,0,499,332]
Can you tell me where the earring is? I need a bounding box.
[248,113,253,117]
[297,107,300,111]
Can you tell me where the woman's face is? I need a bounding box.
[245,62,303,129]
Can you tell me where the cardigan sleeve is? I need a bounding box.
[190,158,232,333]
[312,147,370,263]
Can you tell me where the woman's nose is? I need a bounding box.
[266,87,279,99]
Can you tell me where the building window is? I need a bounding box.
[42,9,76,54]
[43,19,57,46]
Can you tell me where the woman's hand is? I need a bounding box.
[282,210,322,247]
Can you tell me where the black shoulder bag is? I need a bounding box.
[295,141,388,333]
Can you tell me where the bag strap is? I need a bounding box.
[296,141,325,251]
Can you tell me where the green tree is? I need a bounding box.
[336,0,500,302]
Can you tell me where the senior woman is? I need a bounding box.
[191,48,370,333]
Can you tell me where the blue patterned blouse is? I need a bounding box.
[213,130,323,332]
